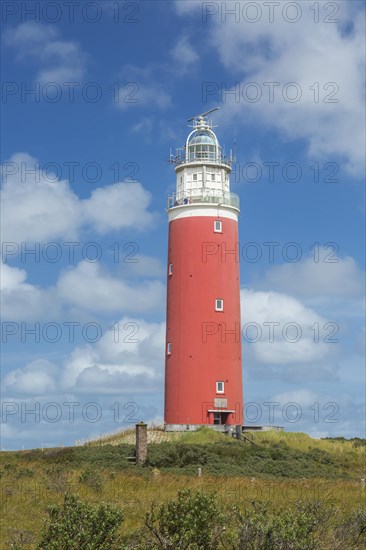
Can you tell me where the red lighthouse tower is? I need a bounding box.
[164,109,243,431]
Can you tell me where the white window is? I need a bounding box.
[167,342,172,355]
[211,173,216,181]
[168,263,173,275]
[193,174,198,181]
[215,299,224,311]
[214,220,222,233]
[180,176,183,183]
[216,381,224,394]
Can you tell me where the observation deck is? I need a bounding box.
[171,152,232,170]
[167,189,240,210]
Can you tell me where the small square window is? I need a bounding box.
[215,299,224,311]
[216,381,224,394]
[193,174,198,181]
[168,263,173,275]
[167,342,172,355]
[214,220,222,233]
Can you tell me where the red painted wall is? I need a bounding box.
[164,213,244,426]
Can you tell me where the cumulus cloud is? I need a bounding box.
[241,288,335,364]
[2,318,165,396]
[258,251,364,298]
[176,1,366,176]
[269,388,365,438]
[1,258,165,321]
[84,181,155,233]
[0,262,60,321]
[2,359,58,394]
[61,318,165,393]
[57,261,165,315]
[1,153,157,244]
[3,21,86,83]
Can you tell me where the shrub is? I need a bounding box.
[229,500,327,550]
[36,493,123,549]
[146,444,208,469]
[139,488,224,549]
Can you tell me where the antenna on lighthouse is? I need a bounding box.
[186,107,220,123]
[233,128,237,163]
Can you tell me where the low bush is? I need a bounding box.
[135,488,224,549]
[36,493,123,549]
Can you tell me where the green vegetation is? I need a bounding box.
[139,488,223,549]
[8,489,366,549]
[35,494,123,550]
[1,430,365,548]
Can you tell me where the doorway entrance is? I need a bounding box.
[213,412,229,425]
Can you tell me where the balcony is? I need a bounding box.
[167,190,240,210]
[171,153,232,168]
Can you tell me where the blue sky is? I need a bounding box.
[1,0,365,450]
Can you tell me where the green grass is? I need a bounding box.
[1,431,365,548]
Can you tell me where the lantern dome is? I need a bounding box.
[187,129,221,161]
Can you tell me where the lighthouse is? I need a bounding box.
[164,109,244,431]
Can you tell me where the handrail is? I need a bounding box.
[167,190,240,210]
[171,154,232,167]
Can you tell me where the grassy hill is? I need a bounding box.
[1,429,365,548]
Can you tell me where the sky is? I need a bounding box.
[1,0,365,450]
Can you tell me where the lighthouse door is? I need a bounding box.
[213,412,221,425]
[213,412,229,425]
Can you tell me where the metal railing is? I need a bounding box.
[170,153,232,167]
[167,190,240,210]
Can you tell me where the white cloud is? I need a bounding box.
[115,64,172,110]
[3,22,86,83]
[1,153,81,243]
[61,315,165,393]
[2,359,58,394]
[1,253,165,322]
[96,317,165,362]
[0,262,60,321]
[1,153,157,244]
[61,318,165,394]
[174,0,201,15]
[170,36,199,73]
[272,389,324,408]
[131,117,154,135]
[259,252,364,298]
[57,261,165,314]
[3,21,57,54]
[1,251,165,321]
[267,388,365,438]
[2,318,165,396]
[84,181,155,233]
[241,288,334,364]
[176,1,366,176]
